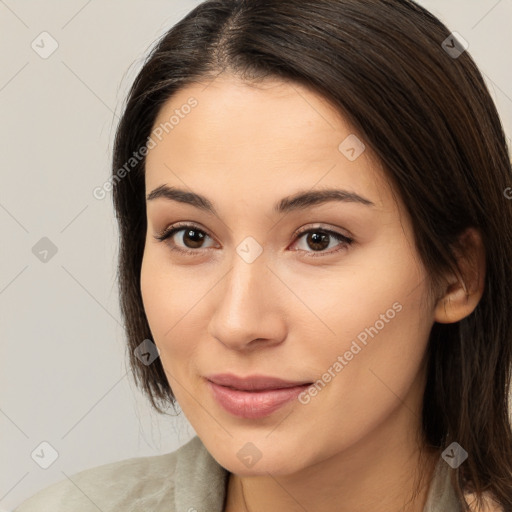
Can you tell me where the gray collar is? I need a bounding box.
[174,436,229,512]
[423,456,462,511]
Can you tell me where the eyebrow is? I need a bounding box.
[146,184,375,215]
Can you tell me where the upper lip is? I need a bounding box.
[206,373,312,391]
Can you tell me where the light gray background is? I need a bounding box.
[1,1,511,510]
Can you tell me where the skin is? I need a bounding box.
[140,75,485,512]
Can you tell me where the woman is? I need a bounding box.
[15,0,512,510]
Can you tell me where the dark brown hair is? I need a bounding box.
[112,0,512,509]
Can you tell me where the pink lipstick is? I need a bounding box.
[205,373,312,419]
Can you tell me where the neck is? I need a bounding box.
[224,404,439,512]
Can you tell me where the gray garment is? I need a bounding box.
[14,435,461,511]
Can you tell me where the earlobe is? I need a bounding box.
[433,228,486,325]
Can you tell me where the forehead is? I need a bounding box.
[145,75,392,211]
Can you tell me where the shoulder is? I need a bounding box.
[424,457,506,512]
[464,491,504,512]
[13,436,211,512]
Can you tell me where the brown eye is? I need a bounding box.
[305,232,330,251]
[292,228,354,257]
[180,228,207,249]
[154,224,217,255]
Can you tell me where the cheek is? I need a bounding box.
[140,249,205,383]
[296,282,429,389]
[289,281,432,464]
[140,251,169,338]
[306,273,431,410]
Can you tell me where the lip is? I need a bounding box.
[205,373,313,419]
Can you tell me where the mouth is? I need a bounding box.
[205,373,313,419]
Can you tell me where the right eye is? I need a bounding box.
[154,223,218,255]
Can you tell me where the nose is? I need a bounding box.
[207,250,287,351]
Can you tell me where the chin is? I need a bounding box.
[201,432,311,476]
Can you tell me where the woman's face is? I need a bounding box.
[141,75,436,475]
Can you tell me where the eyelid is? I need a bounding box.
[294,223,354,240]
[154,221,212,242]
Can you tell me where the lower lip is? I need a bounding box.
[206,380,311,419]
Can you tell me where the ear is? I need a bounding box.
[434,228,486,324]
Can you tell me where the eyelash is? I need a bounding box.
[154,222,354,258]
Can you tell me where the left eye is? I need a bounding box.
[291,228,353,256]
